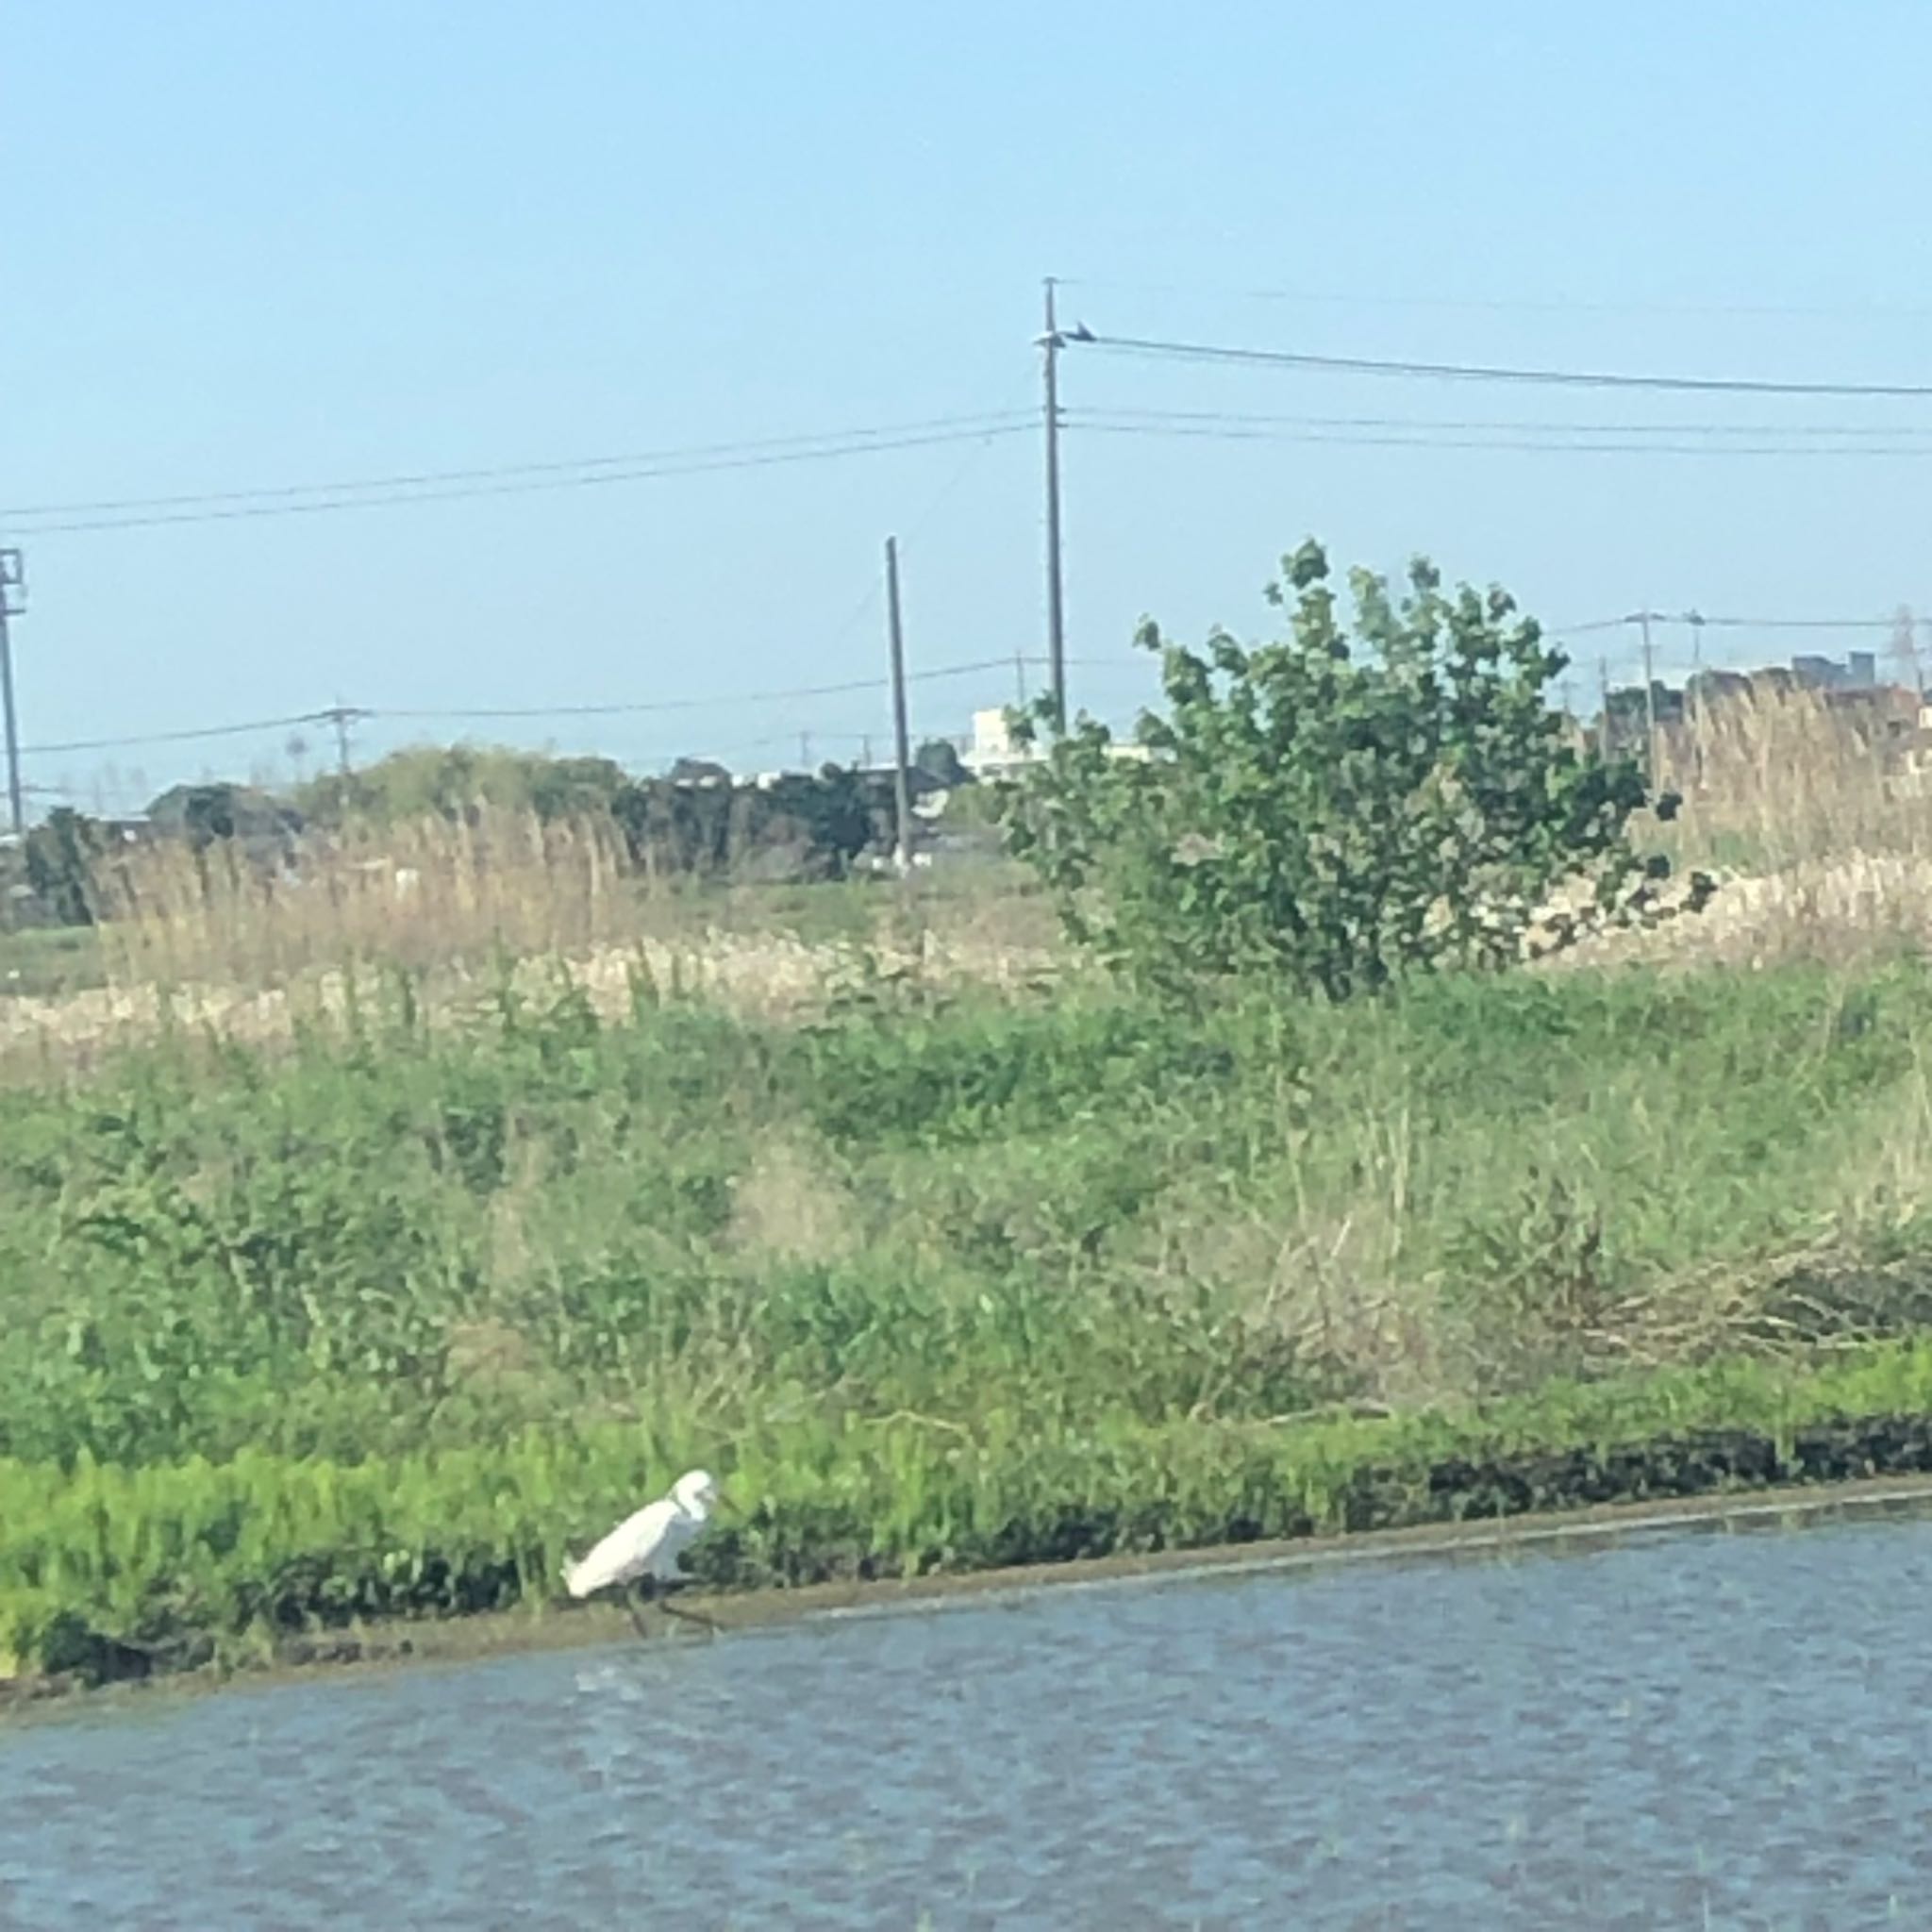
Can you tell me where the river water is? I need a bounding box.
[7,1506,1932,1929]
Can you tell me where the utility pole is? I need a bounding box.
[1597,657,1612,760]
[799,730,812,771]
[885,535,914,873]
[325,704,356,780]
[1638,608,1659,781]
[1684,609,1706,790]
[1040,277,1067,725]
[0,547,24,837]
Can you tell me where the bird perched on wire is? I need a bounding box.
[563,1469,726,1635]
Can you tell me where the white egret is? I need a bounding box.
[563,1469,725,1635]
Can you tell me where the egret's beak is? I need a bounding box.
[713,1486,737,1515]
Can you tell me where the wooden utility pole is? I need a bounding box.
[325,703,357,781]
[0,548,24,837]
[1041,277,1067,725]
[1685,609,1706,791]
[885,535,914,873]
[1597,658,1612,760]
[1639,608,1659,780]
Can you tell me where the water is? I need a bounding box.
[8,1509,1932,1929]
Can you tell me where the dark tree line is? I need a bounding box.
[5,742,977,928]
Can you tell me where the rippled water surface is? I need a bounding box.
[8,1508,1932,1928]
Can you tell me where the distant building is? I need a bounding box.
[964,708,1023,772]
[1790,651,1877,691]
[959,705,1154,775]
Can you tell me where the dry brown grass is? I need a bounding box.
[3,689,1928,1071]
[94,810,641,986]
[1659,681,1931,866]
[1556,682,1932,971]
[0,808,1066,1075]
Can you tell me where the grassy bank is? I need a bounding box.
[13,1343,1932,1687]
[7,952,1932,1684]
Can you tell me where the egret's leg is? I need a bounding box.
[658,1591,719,1639]
[626,1577,657,1640]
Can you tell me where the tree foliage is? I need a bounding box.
[300,743,882,879]
[610,766,881,880]
[297,745,628,828]
[999,540,1694,996]
[23,808,108,926]
[146,782,301,855]
[913,738,974,788]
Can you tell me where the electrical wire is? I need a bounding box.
[1053,274,1932,322]
[1551,613,1905,634]
[16,658,1028,758]
[1075,331,1932,399]
[22,710,345,758]
[1074,404,1932,440]
[8,419,1036,536]
[376,658,1016,724]
[1071,414,1932,458]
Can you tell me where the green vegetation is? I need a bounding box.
[0,923,108,999]
[5,537,1926,1693]
[1000,541,1694,991]
[6,954,1932,1683]
[10,1340,1932,1684]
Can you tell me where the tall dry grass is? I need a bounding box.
[1661,682,1931,866]
[1564,681,1932,969]
[95,809,639,985]
[0,806,1063,1073]
[6,686,1929,1068]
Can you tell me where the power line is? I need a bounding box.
[14,658,1032,758]
[811,391,1037,656]
[1074,417,1932,459]
[1074,331,1932,399]
[1055,274,1932,323]
[8,419,1036,536]
[1551,611,1905,635]
[375,658,1018,724]
[1073,416,1932,458]
[22,709,338,758]
[1074,405,1932,440]
[1,411,1036,522]
[1683,613,1903,631]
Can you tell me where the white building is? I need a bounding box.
[959,705,1154,775]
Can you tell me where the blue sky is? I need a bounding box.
[8,2,1932,812]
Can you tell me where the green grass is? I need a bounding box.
[9,1340,1932,1682]
[7,952,1932,1681]
[0,924,108,999]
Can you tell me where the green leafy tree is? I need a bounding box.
[610,766,878,879]
[145,782,299,853]
[999,540,1694,996]
[913,738,973,788]
[24,808,108,926]
[297,745,626,827]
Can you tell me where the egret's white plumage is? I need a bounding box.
[563,1469,721,1600]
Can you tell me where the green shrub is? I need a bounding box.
[1000,539,1688,994]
